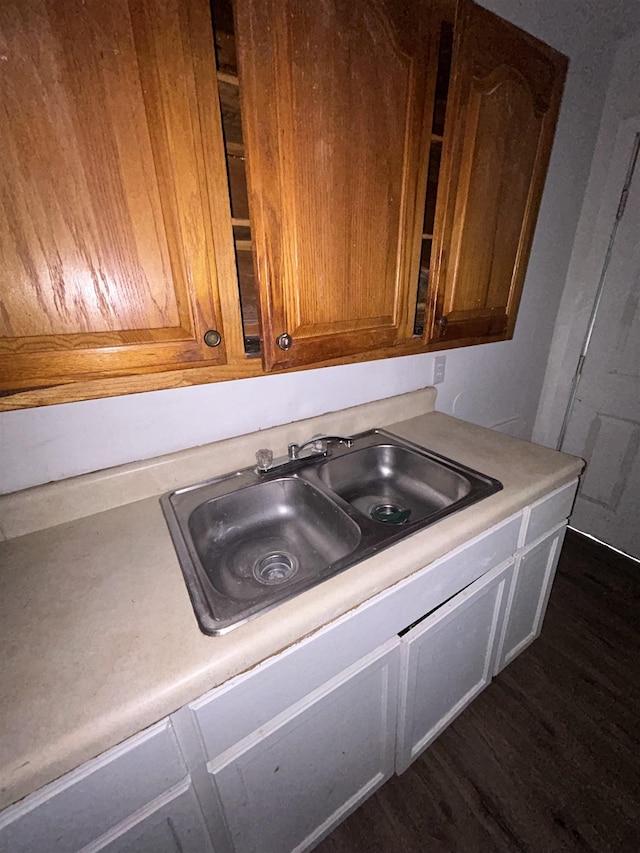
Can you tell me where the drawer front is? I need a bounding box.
[189,616,392,763]
[191,512,522,761]
[0,721,186,853]
[521,479,578,547]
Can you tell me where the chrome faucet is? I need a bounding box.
[255,434,353,474]
[288,434,353,459]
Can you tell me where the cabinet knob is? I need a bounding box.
[276,333,293,351]
[436,315,448,336]
[203,329,222,347]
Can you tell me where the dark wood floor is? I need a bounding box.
[317,530,640,853]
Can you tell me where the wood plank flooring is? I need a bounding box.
[317,530,640,853]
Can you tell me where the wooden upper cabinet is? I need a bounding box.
[233,0,439,370]
[1,0,569,407]
[426,0,567,348]
[0,0,232,394]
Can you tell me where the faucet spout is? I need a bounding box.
[255,434,353,474]
[288,434,353,460]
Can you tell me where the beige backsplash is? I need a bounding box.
[0,387,436,541]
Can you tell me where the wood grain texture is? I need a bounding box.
[234,0,438,370]
[0,0,567,405]
[0,331,435,410]
[426,0,568,348]
[317,530,640,853]
[0,0,233,389]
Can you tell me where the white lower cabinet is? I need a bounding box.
[396,559,514,774]
[205,638,400,853]
[0,721,213,853]
[494,524,567,674]
[0,480,580,853]
[85,779,213,853]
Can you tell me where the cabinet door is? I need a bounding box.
[210,639,400,853]
[426,0,567,347]
[396,559,513,774]
[0,0,231,393]
[494,524,566,674]
[234,0,438,370]
[0,721,206,853]
[86,779,214,853]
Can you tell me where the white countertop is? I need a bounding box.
[0,393,583,811]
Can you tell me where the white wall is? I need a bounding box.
[534,25,640,449]
[0,2,623,494]
[0,349,534,493]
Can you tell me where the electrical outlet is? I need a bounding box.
[433,355,446,385]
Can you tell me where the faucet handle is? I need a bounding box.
[317,434,353,449]
[309,435,330,452]
[293,434,353,458]
[255,448,274,472]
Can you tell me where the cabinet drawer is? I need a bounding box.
[191,512,522,761]
[188,618,391,762]
[520,480,578,547]
[0,721,186,853]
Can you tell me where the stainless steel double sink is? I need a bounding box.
[161,429,502,635]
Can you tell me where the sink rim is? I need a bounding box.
[160,429,503,635]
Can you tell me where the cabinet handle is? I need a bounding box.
[276,333,293,350]
[436,315,448,336]
[203,329,222,347]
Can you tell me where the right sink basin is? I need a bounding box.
[316,443,476,525]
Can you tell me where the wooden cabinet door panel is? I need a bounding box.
[427,0,567,347]
[234,0,436,370]
[0,0,229,391]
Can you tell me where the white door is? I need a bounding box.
[560,122,640,558]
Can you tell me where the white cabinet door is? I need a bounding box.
[209,638,400,853]
[85,779,214,853]
[494,524,567,674]
[396,560,513,774]
[0,720,215,853]
[0,721,193,853]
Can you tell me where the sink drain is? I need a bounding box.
[370,504,411,524]
[253,552,299,585]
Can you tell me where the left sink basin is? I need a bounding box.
[189,479,360,601]
[162,475,361,635]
